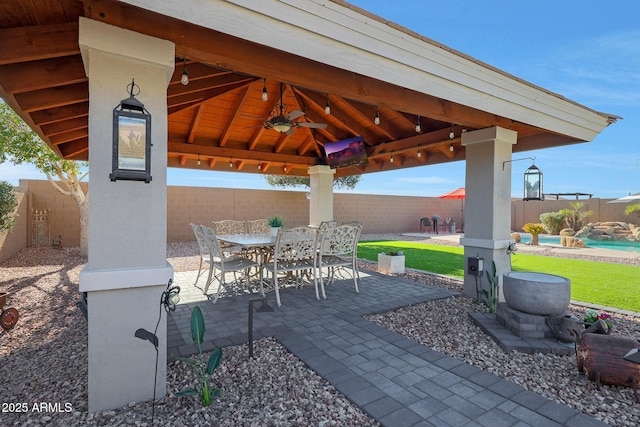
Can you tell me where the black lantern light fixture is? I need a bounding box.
[110,79,152,183]
[523,162,543,201]
[503,157,544,201]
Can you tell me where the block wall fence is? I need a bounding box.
[0,179,633,262]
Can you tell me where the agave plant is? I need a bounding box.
[172,306,222,407]
[483,260,499,314]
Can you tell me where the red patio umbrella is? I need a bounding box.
[439,187,465,230]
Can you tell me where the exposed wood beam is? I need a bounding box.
[219,86,250,147]
[58,138,88,159]
[15,82,88,112]
[41,117,87,136]
[50,129,87,146]
[0,55,87,94]
[186,104,204,144]
[169,141,318,167]
[0,22,80,65]
[30,102,88,126]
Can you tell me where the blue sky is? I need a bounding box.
[2,0,638,198]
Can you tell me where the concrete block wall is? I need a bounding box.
[2,179,635,263]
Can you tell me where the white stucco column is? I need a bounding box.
[78,18,174,412]
[308,165,335,226]
[460,127,517,300]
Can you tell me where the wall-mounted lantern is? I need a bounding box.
[523,163,543,201]
[110,79,152,183]
[503,157,544,201]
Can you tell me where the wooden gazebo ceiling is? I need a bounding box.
[0,0,577,177]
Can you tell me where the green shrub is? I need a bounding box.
[539,211,565,235]
[0,181,18,234]
[625,203,640,220]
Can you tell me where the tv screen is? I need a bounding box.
[324,137,368,169]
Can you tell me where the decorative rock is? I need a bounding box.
[503,271,571,316]
[561,236,585,247]
[560,228,576,236]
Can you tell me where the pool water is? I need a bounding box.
[519,234,640,253]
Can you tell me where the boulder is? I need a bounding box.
[560,228,576,236]
[561,236,585,247]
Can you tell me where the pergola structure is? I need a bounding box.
[0,0,616,412]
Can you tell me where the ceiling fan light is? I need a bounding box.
[272,121,292,133]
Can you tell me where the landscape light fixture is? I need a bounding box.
[181,59,189,86]
[110,79,152,183]
[261,78,268,101]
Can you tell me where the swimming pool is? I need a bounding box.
[519,234,640,253]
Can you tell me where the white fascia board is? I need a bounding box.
[122,0,611,141]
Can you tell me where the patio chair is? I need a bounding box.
[212,219,247,256]
[201,226,259,303]
[316,221,363,296]
[318,220,338,230]
[260,226,320,307]
[246,218,270,234]
[190,223,210,286]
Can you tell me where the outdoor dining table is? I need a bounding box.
[216,233,276,249]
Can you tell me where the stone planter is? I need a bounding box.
[503,271,571,316]
[270,227,280,238]
[378,253,405,274]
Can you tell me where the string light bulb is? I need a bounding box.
[417,150,421,158]
[449,143,454,152]
[229,159,233,168]
[197,154,200,165]
[258,162,262,171]
[261,78,268,101]
[390,155,394,163]
[181,59,189,86]
[283,163,287,173]
[449,123,455,140]
[415,116,421,133]
[374,106,380,125]
[324,94,331,115]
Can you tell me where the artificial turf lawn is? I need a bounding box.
[357,240,640,312]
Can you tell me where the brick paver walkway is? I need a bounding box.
[168,269,606,427]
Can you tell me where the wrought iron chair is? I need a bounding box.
[260,226,320,307]
[201,226,259,303]
[316,221,363,296]
[212,219,247,256]
[246,218,270,234]
[190,223,210,287]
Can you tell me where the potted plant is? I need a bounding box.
[378,250,405,274]
[268,215,284,237]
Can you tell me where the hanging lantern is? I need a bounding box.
[110,79,152,183]
[523,163,543,201]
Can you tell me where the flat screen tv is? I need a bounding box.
[324,137,368,169]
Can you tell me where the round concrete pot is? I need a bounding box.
[503,272,571,316]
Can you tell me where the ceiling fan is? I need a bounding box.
[254,83,327,134]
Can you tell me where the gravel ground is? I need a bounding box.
[1,235,639,426]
